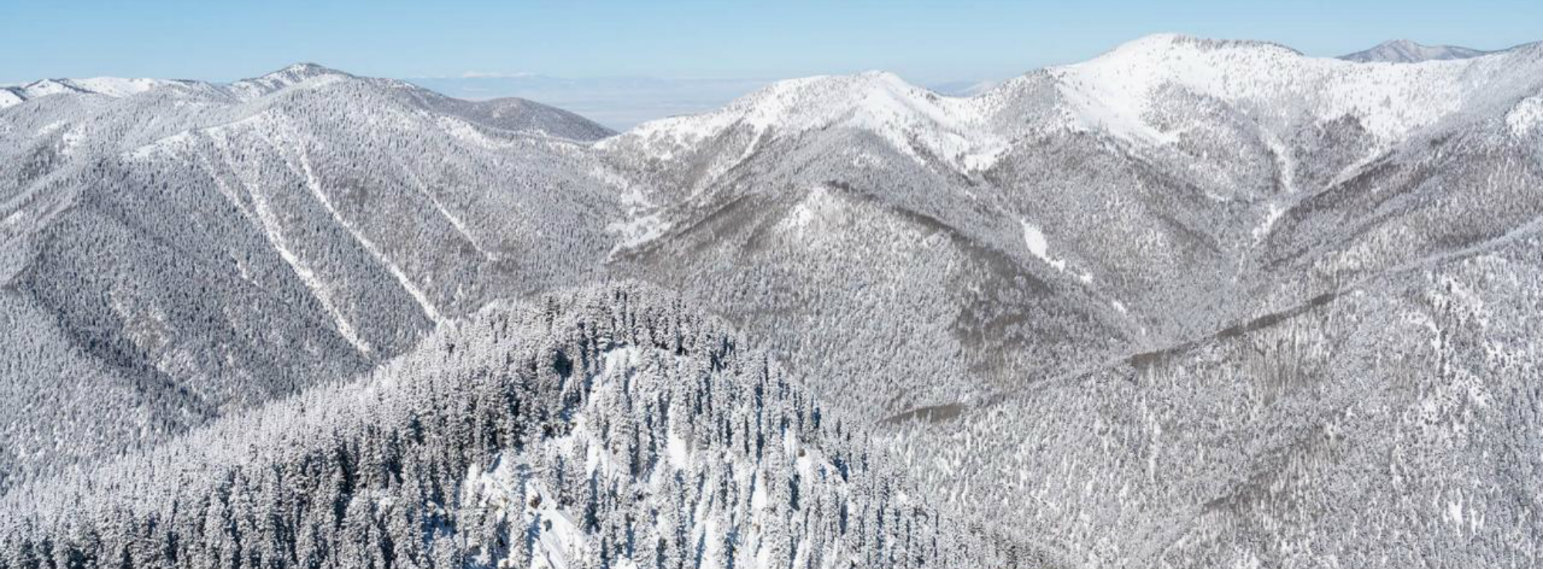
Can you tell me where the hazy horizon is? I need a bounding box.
[5,0,1539,84]
[7,30,1538,130]
[6,0,1539,129]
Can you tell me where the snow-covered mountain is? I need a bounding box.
[3,33,1542,568]
[0,76,221,109]
[593,34,1543,566]
[595,33,1541,413]
[1339,38,1492,62]
[0,63,621,489]
[0,284,1012,568]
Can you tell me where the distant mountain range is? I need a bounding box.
[1338,38,1493,62]
[399,74,1007,130]
[401,74,774,130]
[2,34,1542,568]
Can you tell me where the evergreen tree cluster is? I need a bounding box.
[0,283,1002,569]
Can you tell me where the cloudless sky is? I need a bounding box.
[2,0,1540,85]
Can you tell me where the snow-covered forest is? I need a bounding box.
[2,34,1541,568]
[1,284,1013,569]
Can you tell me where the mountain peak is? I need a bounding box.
[620,69,968,144]
[230,62,352,99]
[1098,32,1302,58]
[604,69,1009,175]
[257,62,349,82]
[1339,39,1489,63]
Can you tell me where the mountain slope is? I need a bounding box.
[0,283,1009,569]
[585,35,1543,567]
[596,70,1131,415]
[3,33,1542,569]
[0,64,626,490]
[883,227,1543,568]
[593,34,1543,417]
[0,76,223,109]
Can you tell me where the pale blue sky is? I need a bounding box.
[3,0,1539,85]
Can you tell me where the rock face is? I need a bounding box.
[3,34,1542,568]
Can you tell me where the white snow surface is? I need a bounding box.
[604,211,670,252]
[0,90,24,109]
[778,185,843,233]
[67,77,171,97]
[19,79,81,98]
[1021,219,1068,272]
[1507,94,1543,137]
[228,63,350,101]
[0,77,182,104]
[608,71,1009,172]
[603,34,1539,176]
[1043,34,1540,147]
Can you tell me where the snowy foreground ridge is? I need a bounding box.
[2,34,1543,568]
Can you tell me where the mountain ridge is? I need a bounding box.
[0,60,626,492]
[1340,38,1491,62]
[3,33,1542,568]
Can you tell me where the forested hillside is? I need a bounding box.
[0,284,1008,569]
[0,64,624,492]
[3,33,1541,568]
